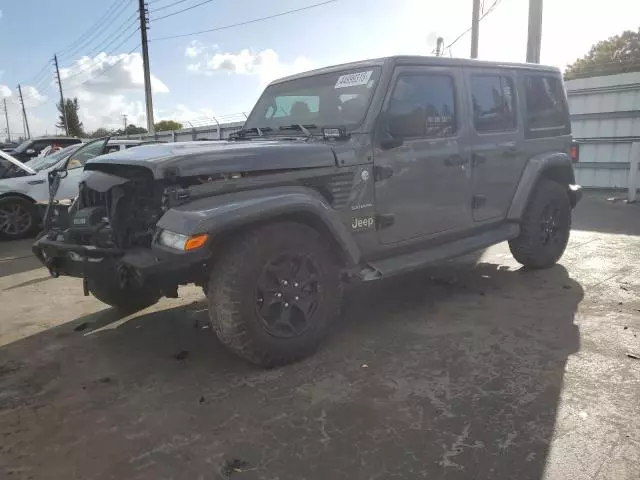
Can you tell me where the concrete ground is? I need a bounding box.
[0,192,639,480]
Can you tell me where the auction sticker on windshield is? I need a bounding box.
[335,71,373,89]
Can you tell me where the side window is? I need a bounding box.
[30,141,47,153]
[470,75,516,132]
[525,75,567,130]
[104,145,121,153]
[387,74,456,138]
[66,141,105,169]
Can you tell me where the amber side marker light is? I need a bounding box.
[185,233,209,251]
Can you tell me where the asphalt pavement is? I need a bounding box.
[0,192,638,480]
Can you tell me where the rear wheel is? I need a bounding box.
[509,179,571,269]
[207,222,343,367]
[0,197,38,240]
[88,273,160,313]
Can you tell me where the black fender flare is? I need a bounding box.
[157,185,361,266]
[507,152,577,220]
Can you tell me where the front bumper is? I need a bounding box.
[32,235,210,286]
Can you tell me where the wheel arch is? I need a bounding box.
[508,152,577,220]
[0,192,37,204]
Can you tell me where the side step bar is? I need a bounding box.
[359,223,520,281]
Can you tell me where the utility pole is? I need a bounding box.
[526,0,543,63]
[2,98,10,142]
[53,54,69,136]
[17,84,31,139]
[138,0,155,134]
[470,0,481,58]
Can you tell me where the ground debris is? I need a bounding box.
[626,353,640,360]
[562,285,572,290]
[221,458,251,477]
[174,350,189,361]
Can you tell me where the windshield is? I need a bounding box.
[27,144,81,171]
[244,67,381,132]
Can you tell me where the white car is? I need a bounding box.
[0,138,157,240]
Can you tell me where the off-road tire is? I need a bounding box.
[207,222,343,367]
[509,179,571,269]
[88,274,160,312]
[0,196,38,240]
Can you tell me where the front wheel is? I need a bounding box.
[0,196,38,240]
[207,222,343,367]
[509,179,571,269]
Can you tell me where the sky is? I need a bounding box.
[0,0,639,139]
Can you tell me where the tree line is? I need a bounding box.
[56,99,183,138]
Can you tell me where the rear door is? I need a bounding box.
[374,65,472,245]
[466,68,525,222]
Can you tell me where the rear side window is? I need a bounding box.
[524,75,568,134]
[470,75,516,132]
[387,74,457,138]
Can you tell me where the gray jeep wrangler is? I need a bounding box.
[34,56,581,366]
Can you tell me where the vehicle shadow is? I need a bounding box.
[0,258,582,480]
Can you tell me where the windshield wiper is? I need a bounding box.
[279,124,317,140]
[231,126,273,139]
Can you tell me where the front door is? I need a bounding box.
[374,66,471,245]
[465,69,525,222]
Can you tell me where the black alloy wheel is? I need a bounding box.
[255,253,321,338]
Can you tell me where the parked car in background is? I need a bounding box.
[5,136,83,163]
[0,138,160,239]
[0,142,19,152]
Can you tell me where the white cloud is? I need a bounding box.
[0,84,11,97]
[185,40,206,59]
[49,52,172,132]
[186,45,314,86]
[61,51,168,95]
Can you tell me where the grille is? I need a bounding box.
[81,187,108,208]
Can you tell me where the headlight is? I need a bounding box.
[157,230,208,251]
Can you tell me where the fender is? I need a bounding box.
[157,185,361,265]
[507,152,576,221]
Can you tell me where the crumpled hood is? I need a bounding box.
[84,140,339,179]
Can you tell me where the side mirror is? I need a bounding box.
[26,148,36,156]
[387,108,426,138]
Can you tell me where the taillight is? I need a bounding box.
[570,143,579,163]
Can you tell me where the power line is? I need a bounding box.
[62,30,141,87]
[151,0,190,13]
[59,0,135,61]
[150,0,339,41]
[152,0,217,21]
[74,44,142,89]
[59,0,125,55]
[445,0,502,52]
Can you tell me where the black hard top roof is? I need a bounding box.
[271,55,560,85]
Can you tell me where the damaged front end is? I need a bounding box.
[33,163,211,296]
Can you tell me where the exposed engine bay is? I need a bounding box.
[59,164,165,249]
